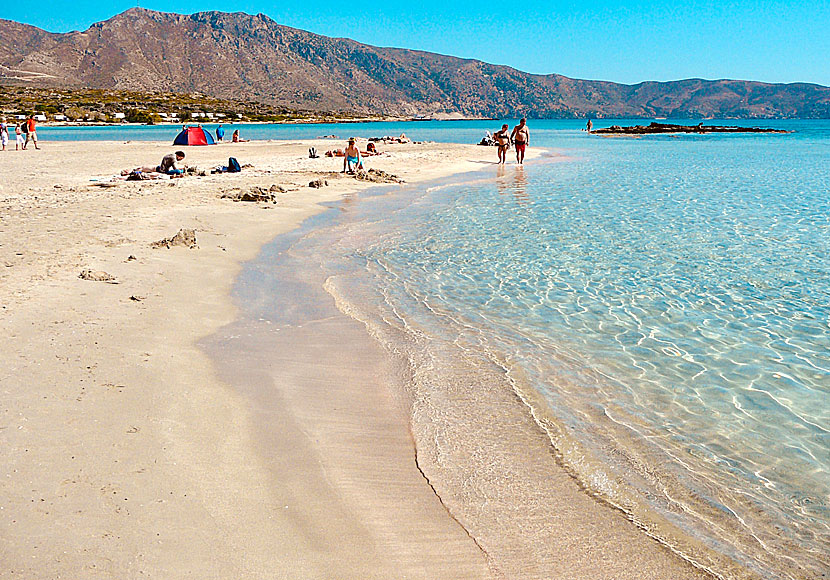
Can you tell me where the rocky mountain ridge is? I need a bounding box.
[1,8,828,118]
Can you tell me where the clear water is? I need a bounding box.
[232,120,828,578]
[37,117,816,144]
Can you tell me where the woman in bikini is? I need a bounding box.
[494,124,511,164]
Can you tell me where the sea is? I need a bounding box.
[51,119,830,578]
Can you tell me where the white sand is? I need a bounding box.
[0,139,715,579]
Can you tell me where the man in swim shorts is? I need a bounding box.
[494,124,511,164]
[24,115,39,150]
[511,118,529,164]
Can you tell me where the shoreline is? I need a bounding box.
[216,166,728,580]
[3,138,725,578]
[0,138,502,577]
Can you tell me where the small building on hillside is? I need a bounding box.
[113,112,126,120]
[34,114,47,122]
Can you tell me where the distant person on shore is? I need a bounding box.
[15,122,24,150]
[494,123,511,164]
[586,119,593,133]
[231,129,248,143]
[216,124,225,142]
[24,115,39,150]
[342,137,363,173]
[0,120,8,151]
[511,118,529,164]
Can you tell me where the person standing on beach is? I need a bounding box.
[0,120,8,151]
[24,115,39,150]
[511,118,529,164]
[216,124,224,142]
[494,123,511,164]
[15,122,26,150]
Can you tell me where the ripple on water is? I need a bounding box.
[302,129,830,578]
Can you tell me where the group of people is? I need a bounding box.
[0,115,40,151]
[213,124,247,143]
[493,118,530,164]
[322,137,382,173]
[211,123,248,143]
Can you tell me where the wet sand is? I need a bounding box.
[1,138,714,578]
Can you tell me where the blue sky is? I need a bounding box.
[6,0,829,86]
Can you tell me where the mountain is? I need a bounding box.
[1,8,828,119]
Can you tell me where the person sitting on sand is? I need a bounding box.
[398,133,410,144]
[342,138,363,174]
[494,124,511,164]
[231,130,248,143]
[124,151,186,176]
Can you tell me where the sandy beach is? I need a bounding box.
[1,138,715,579]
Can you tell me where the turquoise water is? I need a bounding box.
[230,120,828,578]
[37,117,816,144]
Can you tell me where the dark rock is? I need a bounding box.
[593,122,790,135]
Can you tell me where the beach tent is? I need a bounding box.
[173,126,216,146]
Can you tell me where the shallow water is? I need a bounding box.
[230,120,830,578]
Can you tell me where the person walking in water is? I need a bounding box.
[511,118,529,164]
[586,119,593,133]
[494,123,511,164]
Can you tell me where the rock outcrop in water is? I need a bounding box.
[593,122,791,135]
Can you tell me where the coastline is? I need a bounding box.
[0,139,494,577]
[3,138,715,578]
[212,166,728,580]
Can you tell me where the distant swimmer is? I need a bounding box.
[511,118,529,164]
[494,123,511,164]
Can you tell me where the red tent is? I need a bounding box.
[173,126,216,146]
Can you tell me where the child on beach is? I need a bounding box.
[15,123,24,151]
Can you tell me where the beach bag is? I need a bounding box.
[228,157,241,173]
